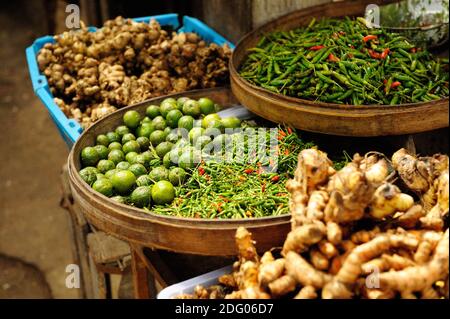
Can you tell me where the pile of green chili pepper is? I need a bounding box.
[239,17,449,105]
[150,127,315,219]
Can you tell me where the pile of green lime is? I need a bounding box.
[78,96,243,210]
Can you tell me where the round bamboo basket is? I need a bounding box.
[68,87,291,256]
[230,0,449,137]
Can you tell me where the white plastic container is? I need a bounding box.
[157,265,232,299]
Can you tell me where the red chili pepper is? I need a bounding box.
[278,129,287,137]
[391,81,401,89]
[261,182,266,193]
[287,127,293,135]
[328,53,340,62]
[383,79,388,85]
[363,35,378,42]
[271,175,280,182]
[410,47,417,53]
[368,49,381,59]
[309,45,325,51]
[244,168,254,174]
[269,159,275,167]
[198,167,205,176]
[284,149,290,156]
[381,48,390,59]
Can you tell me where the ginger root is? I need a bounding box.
[282,223,325,254]
[294,285,318,299]
[38,17,231,128]
[369,183,414,219]
[378,229,448,293]
[258,259,285,286]
[285,251,332,289]
[180,148,448,300]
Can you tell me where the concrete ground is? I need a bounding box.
[0,2,78,298]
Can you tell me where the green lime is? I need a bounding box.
[136,175,153,187]
[169,167,187,186]
[162,97,177,105]
[96,134,109,146]
[136,136,150,151]
[150,130,166,147]
[81,147,99,167]
[130,186,152,208]
[106,131,120,144]
[174,138,190,150]
[108,142,122,151]
[194,135,212,150]
[166,109,183,128]
[116,161,131,170]
[94,145,109,160]
[189,127,205,143]
[178,150,201,170]
[205,119,224,132]
[79,167,99,185]
[92,178,114,197]
[177,97,189,110]
[141,150,156,163]
[201,113,221,128]
[105,169,118,179]
[97,159,116,174]
[166,132,180,144]
[141,116,152,124]
[151,181,175,205]
[125,151,138,164]
[96,173,107,180]
[178,115,195,131]
[163,126,172,137]
[221,117,242,129]
[134,154,148,168]
[149,166,169,182]
[152,116,167,131]
[111,195,127,204]
[115,125,130,137]
[129,163,147,177]
[182,99,201,117]
[136,122,155,138]
[156,142,174,159]
[163,152,174,168]
[198,97,215,115]
[122,133,136,144]
[122,140,141,154]
[160,100,178,118]
[203,126,221,138]
[108,149,125,164]
[111,170,136,194]
[213,134,232,150]
[123,110,141,129]
[146,105,161,119]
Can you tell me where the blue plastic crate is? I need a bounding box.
[26,14,234,148]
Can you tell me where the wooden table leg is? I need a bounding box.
[131,247,150,299]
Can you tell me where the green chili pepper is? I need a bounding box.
[239,17,448,105]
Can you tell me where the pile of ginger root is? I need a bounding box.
[180,148,449,299]
[37,16,231,128]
